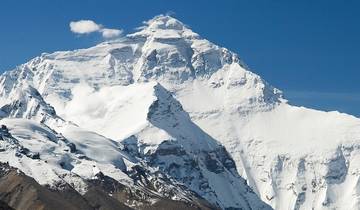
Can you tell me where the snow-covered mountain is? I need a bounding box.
[0,15,360,210]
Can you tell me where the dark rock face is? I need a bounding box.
[83,187,133,210]
[0,200,14,210]
[66,142,77,153]
[205,147,237,174]
[89,171,217,210]
[0,163,93,210]
[16,147,40,159]
[0,162,131,210]
[142,199,213,210]
[0,163,217,210]
[204,152,224,174]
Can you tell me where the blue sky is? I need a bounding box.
[0,0,359,116]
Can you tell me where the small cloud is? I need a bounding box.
[70,20,101,34]
[69,20,122,39]
[101,28,123,38]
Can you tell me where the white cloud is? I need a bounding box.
[101,28,123,38]
[70,20,101,34]
[69,20,122,39]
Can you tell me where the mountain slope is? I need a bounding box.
[0,15,359,209]
[0,81,267,209]
[0,117,220,210]
[121,83,270,209]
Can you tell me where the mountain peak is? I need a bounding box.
[0,14,282,115]
[130,15,200,40]
[144,15,186,31]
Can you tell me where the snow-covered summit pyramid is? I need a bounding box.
[0,15,281,116]
[0,15,360,210]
